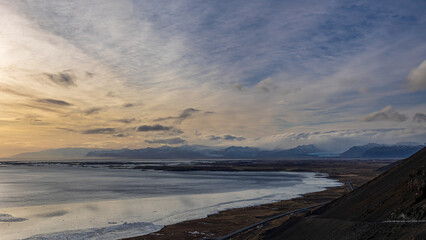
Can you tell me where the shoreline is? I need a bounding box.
[0,175,338,240]
[0,159,395,239]
[0,163,339,240]
[124,159,393,240]
[125,180,348,240]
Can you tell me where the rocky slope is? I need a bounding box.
[264,147,426,240]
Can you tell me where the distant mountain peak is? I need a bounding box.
[341,143,424,158]
[225,146,259,151]
[11,147,104,159]
[87,145,322,159]
[293,144,321,151]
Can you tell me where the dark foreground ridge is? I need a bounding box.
[264,147,426,240]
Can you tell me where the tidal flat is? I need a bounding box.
[0,160,346,239]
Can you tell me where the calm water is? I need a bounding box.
[0,162,342,239]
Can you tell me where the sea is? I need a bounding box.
[0,160,342,240]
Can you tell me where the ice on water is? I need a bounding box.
[0,163,341,239]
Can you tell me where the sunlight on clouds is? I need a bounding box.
[406,60,426,91]
[0,1,425,156]
[0,4,143,155]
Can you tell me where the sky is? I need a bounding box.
[0,0,425,157]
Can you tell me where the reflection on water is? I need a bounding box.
[0,163,342,239]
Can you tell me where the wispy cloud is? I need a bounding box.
[113,118,136,124]
[56,127,77,132]
[360,106,408,122]
[155,108,200,123]
[145,137,186,145]
[0,1,425,156]
[137,124,172,132]
[123,103,135,108]
[0,86,34,98]
[83,107,103,115]
[113,133,127,138]
[35,210,68,218]
[256,127,413,151]
[82,128,116,134]
[256,78,276,93]
[43,71,76,87]
[209,135,245,141]
[406,60,426,91]
[36,98,72,106]
[413,113,426,123]
[19,104,61,113]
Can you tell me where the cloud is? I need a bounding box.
[178,108,199,118]
[35,210,68,218]
[413,113,426,123]
[44,71,76,87]
[14,114,50,125]
[18,114,41,121]
[2,1,426,157]
[56,127,77,132]
[232,84,244,91]
[209,134,245,141]
[83,107,102,115]
[20,103,61,113]
[137,124,172,132]
[113,118,136,124]
[82,128,116,134]
[0,86,34,98]
[113,133,127,137]
[15,99,72,113]
[155,108,200,123]
[123,103,135,108]
[358,87,369,95]
[256,128,411,151]
[224,135,246,141]
[282,128,406,141]
[105,91,116,97]
[209,135,222,141]
[36,98,72,106]
[86,72,95,78]
[406,60,426,91]
[360,105,408,122]
[256,78,276,93]
[145,137,186,145]
[0,213,27,222]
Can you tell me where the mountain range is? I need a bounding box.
[10,148,103,159]
[85,144,324,159]
[8,143,425,159]
[340,143,425,158]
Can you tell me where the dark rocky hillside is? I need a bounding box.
[264,147,426,240]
